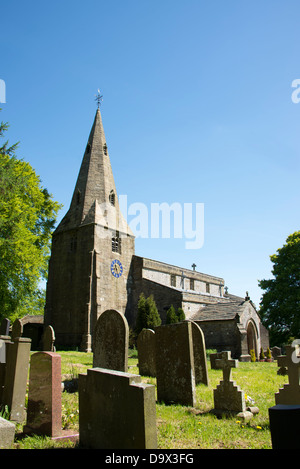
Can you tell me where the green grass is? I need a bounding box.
[12,351,288,449]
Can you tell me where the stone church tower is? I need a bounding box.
[44,108,135,351]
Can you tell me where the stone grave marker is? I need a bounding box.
[155,321,196,406]
[137,328,156,377]
[275,343,300,405]
[93,309,129,372]
[268,404,300,449]
[0,338,6,363]
[0,336,13,403]
[271,346,282,360]
[11,319,23,341]
[213,351,247,416]
[210,351,223,369]
[0,318,10,336]
[78,367,157,449]
[24,351,79,442]
[24,352,62,437]
[269,343,300,449]
[0,416,15,449]
[190,321,209,385]
[2,337,31,422]
[42,325,56,352]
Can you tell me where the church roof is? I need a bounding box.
[190,294,248,322]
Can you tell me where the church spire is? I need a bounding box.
[55,100,132,236]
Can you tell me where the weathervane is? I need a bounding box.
[95,89,103,108]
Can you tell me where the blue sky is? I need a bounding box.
[1,0,300,308]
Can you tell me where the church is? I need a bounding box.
[44,104,269,359]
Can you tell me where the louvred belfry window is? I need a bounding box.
[112,232,121,254]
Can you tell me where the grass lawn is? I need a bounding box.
[12,350,288,449]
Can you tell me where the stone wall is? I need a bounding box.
[140,256,224,298]
[126,255,226,327]
[194,319,241,358]
[44,224,95,349]
[45,222,135,351]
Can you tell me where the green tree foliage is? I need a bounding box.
[0,113,18,156]
[166,305,177,324]
[258,230,300,346]
[0,112,61,321]
[166,305,186,324]
[135,293,161,334]
[177,307,185,321]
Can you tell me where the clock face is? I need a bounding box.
[111,259,123,278]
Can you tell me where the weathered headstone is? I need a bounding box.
[11,319,23,341]
[93,309,129,372]
[269,340,300,449]
[0,337,6,363]
[0,416,15,449]
[190,321,209,385]
[24,352,62,437]
[210,351,223,369]
[271,346,282,360]
[275,344,300,405]
[42,325,56,352]
[155,321,196,406]
[137,328,156,377]
[213,351,246,416]
[0,318,10,336]
[0,336,13,403]
[78,367,157,449]
[2,337,31,422]
[268,405,300,449]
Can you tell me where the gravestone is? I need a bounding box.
[93,309,129,372]
[213,351,246,416]
[268,405,300,449]
[11,319,23,341]
[0,337,6,363]
[2,337,31,422]
[190,321,209,385]
[0,336,13,403]
[269,343,300,449]
[210,352,223,370]
[271,346,282,360]
[0,318,10,336]
[155,321,196,406]
[275,344,300,405]
[137,328,156,377]
[78,367,157,449]
[24,352,62,437]
[42,325,56,352]
[0,416,15,449]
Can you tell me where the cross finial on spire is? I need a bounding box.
[95,89,103,108]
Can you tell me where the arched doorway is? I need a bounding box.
[247,321,258,358]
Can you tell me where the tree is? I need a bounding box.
[177,307,186,322]
[258,231,300,346]
[0,111,61,321]
[135,293,161,335]
[166,305,186,324]
[166,305,177,324]
[0,112,18,156]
